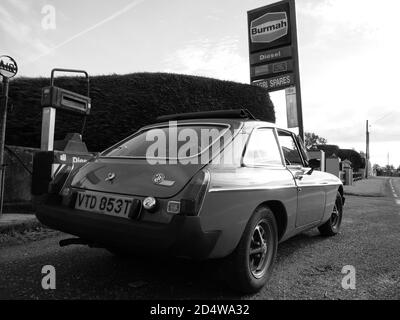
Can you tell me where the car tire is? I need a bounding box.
[318,191,343,236]
[224,206,278,294]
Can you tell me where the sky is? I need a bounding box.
[0,0,399,167]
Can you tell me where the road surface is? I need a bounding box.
[1,178,399,299]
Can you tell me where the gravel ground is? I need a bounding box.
[0,226,61,247]
[0,179,399,300]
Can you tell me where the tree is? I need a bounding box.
[311,144,339,157]
[337,149,364,171]
[373,164,381,176]
[304,132,328,149]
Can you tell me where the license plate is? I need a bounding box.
[75,191,134,218]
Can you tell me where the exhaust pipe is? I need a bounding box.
[59,238,102,248]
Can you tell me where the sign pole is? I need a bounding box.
[40,107,56,151]
[0,76,9,217]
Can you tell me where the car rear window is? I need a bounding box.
[103,124,229,159]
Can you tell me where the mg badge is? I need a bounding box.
[153,173,165,185]
[152,173,175,187]
[105,172,116,183]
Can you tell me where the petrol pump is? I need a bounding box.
[32,69,96,196]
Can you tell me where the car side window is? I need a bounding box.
[243,128,283,166]
[277,130,304,166]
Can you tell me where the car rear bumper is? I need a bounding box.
[36,203,220,260]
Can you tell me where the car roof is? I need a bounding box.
[141,109,281,130]
[141,118,280,132]
[155,108,257,122]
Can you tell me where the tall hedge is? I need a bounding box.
[337,149,365,171]
[312,144,340,157]
[5,73,275,152]
[312,145,365,171]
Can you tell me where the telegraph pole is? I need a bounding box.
[366,120,370,178]
[0,77,9,216]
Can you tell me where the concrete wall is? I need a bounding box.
[4,145,38,203]
[326,158,340,177]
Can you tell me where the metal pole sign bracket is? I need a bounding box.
[41,68,91,116]
[40,68,91,151]
[41,86,91,115]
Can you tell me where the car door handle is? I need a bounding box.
[294,173,304,180]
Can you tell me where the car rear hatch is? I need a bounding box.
[70,158,204,198]
[69,120,242,198]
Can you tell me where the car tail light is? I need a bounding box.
[48,165,72,194]
[180,169,210,216]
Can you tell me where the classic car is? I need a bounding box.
[36,109,344,293]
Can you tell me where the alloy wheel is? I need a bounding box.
[249,220,270,279]
[331,202,341,230]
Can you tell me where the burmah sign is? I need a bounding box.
[248,0,304,134]
[250,12,288,43]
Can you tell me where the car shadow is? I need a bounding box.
[276,229,329,257]
[71,228,334,299]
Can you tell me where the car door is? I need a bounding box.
[276,130,326,227]
[241,126,298,215]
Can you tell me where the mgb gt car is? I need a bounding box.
[36,109,344,293]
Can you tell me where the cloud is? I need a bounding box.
[6,0,30,13]
[0,4,52,59]
[164,37,248,83]
[22,0,147,65]
[278,0,400,165]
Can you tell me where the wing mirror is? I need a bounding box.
[308,158,321,173]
